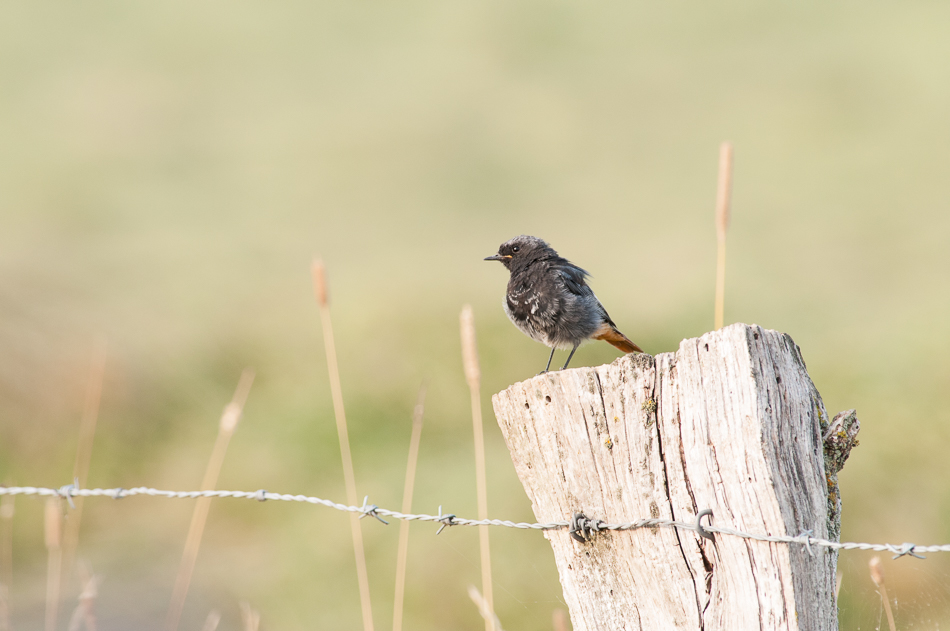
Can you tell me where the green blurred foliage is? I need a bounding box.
[2,1,950,628]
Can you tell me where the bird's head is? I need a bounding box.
[484,235,551,270]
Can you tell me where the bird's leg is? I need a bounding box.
[560,343,580,370]
[538,347,557,375]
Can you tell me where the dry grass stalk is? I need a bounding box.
[392,386,426,631]
[65,564,98,631]
[200,610,221,631]
[0,579,7,631]
[552,608,568,631]
[62,343,107,596]
[467,585,504,631]
[460,305,495,631]
[45,498,63,631]
[239,601,260,631]
[714,141,733,330]
[312,258,374,631]
[0,490,13,631]
[869,556,896,631]
[165,368,255,631]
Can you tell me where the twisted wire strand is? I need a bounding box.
[0,485,942,558]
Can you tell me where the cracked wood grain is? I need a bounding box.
[491,323,847,631]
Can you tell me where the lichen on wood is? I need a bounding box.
[823,409,860,542]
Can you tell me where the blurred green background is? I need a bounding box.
[2,1,950,628]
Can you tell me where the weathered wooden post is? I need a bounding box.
[492,323,858,631]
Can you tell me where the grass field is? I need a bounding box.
[3,2,950,628]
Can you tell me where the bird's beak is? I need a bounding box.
[484,254,511,261]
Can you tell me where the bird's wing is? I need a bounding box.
[555,262,591,297]
[556,261,619,324]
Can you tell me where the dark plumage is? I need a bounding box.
[485,235,643,373]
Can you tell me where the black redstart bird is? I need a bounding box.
[485,235,643,373]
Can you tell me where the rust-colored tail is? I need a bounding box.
[593,323,644,354]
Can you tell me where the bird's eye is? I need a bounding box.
[512,246,520,253]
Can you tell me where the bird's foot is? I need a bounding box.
[536,370,549,376]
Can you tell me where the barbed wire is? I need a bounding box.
[0,484,942,560]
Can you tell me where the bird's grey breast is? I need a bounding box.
[504,266,560,344]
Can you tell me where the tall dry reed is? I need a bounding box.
[393,386,426,631]
[312,259,374,631]
[45,498,63,631]
[869,556,896,631]
[239,601,260,631]
[62,343,107,596]
[467,585,503,631]
[460,305,495,631]
[165,368,255,631]
[0,491,13,631]
[715,141,734,330]
[200,610,221,631]
[65,564,97,631]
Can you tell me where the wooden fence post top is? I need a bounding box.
[492,323,854,631]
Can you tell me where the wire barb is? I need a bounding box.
[798,530,815,556]
[892,543,924,560]
[569,513,605,543]
[57,482,78,510]
[696,509,715,543]
[359,497,389,525]
[436,506,457,535]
